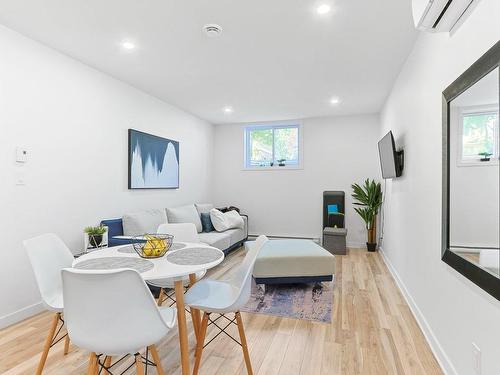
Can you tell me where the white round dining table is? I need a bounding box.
[73,242,225,375]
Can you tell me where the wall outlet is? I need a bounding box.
[472,343,481,375]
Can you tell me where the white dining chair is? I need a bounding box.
[150,223,206,307]
[23,233,74,375]
[184,235,269,375]
[61,268,176,375]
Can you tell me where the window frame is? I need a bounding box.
[457,104,499,167]
[243,122,303,170]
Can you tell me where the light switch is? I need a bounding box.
[16,147,28,163]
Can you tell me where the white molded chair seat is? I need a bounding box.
[43,294,64,312]
[24,233,74,312]
[24,233,74,375]
[184,279,240,313]
[184,235,269,375]
[62,268,175,373]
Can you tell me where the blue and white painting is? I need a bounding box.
[128,129,179,189]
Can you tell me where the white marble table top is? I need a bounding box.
[73,242,224,281]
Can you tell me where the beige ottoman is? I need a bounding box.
[252,239,335,288]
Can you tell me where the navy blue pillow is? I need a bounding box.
[200,212,215,233]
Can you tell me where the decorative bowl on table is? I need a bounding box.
[132,234,174,259]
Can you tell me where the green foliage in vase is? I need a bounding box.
[84,225,107,235]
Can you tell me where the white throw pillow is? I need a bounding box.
[210,208,244,232]
[166,204,203,233]
[225,210,245,229]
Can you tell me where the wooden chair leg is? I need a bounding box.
[35,312,60,375]
[103,356,112,374]
[157,288,165,307]
[193,312,209,375]
[63,335,70,355]
[87,353,98,375]
[189,273,201,340]
[148,345,165,375]
[236,312,253,375]
[135,353,145,375]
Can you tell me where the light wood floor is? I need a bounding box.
[0,248,443,375]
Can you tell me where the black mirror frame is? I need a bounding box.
[442,40,500,301]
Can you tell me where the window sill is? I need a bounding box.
[457,160,499,167]
[242,165,303,171]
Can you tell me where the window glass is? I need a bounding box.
[462,112,498,159]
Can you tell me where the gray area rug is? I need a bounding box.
[241,280,333,323]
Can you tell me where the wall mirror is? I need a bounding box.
[443,41,500,300]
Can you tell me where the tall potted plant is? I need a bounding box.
[352,179,383,252]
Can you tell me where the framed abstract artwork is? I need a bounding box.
[128,129,179,189]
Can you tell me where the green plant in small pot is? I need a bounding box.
[84,225,107,249]
[277,159,286,166]
[352,179,383,252]
[478,151,493,161]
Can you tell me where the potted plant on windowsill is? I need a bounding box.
[478,152,493,162]
[352,179,383,252]
[277,159,286,166]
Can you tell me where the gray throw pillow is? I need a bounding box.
[166,204,203,233]
[122,209,168,236]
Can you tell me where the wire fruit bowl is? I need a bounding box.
[132,234,173,259]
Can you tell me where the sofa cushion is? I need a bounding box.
[210,208,244,232]
[197,231,231,250]
[200,212,215,233]
[225,228,246,245]
[167,204,203,233]
[122,209,168,236]
[253,239,335,278]
[195,203,214,215]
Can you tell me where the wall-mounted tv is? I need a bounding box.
[378,131,404,179]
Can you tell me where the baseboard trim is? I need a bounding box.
[378,247,458,375]
[0,302,44,329]
[346,242,366,249]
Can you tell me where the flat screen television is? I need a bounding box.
[378,131,403,179]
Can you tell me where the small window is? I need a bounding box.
[459,108,499,164]
[244,124,300,168]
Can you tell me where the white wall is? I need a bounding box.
[0,25,214,327]
[379,0,500,373]
[212,114,381,247]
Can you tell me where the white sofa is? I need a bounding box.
[104,203,248,255]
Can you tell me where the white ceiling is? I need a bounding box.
[0,0,418,124]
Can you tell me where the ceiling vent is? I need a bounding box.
[203,24,223,37]
[412,0,478,33]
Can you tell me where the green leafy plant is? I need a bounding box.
[352,179,383,246]
[478,151,493,161]
[84,225,107,236]
[84,225,107,248]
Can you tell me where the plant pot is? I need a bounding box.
[480,157,491,162]
[366,242,377,252]
[89,234,103,248]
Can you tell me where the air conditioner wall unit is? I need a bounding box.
[412,0,479,33]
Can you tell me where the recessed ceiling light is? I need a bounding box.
[330,97,341,105]
[316,4,331,15]
[121,41,136,50]
[223,106,233,113]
